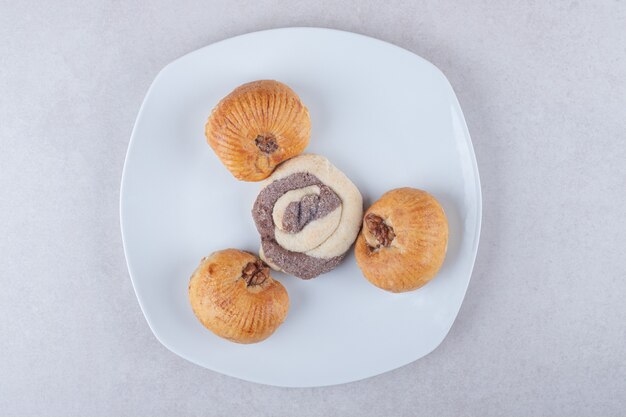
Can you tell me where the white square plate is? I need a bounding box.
[121,28,481,387]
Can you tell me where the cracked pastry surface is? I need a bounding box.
[355,188,448,293]
[205,80,311,181]
[188,249,289,344]
[252,154,363,279]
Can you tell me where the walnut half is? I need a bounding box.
[241,260,269,286]
[255,134,278,154]
[365,213,396,250]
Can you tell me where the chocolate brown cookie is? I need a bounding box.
[252,154,363,279]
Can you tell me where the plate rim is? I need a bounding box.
[120,26,482,387]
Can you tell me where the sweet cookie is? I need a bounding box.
[205,80,311,181]
[252,154,363,279]
[355,188,448,293]
[188,249,289,343]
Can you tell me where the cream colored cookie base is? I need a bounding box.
[273,185,342,252]
[275,207,342,253]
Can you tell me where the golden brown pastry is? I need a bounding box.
[205,80,311,181]
[355,188,448,293]
[188,249,289,343]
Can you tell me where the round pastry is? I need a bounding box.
[188,249,289,343]
[252,154,363,280]
[355,188,448,293]
[205,80,311,181]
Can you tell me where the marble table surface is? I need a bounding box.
[1,1,624,416]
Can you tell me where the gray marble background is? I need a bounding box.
[1,1,625,416]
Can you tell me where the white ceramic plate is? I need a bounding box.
[121,28,481,387]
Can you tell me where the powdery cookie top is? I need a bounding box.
[205,80,311,181]
[252,154,363,279]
